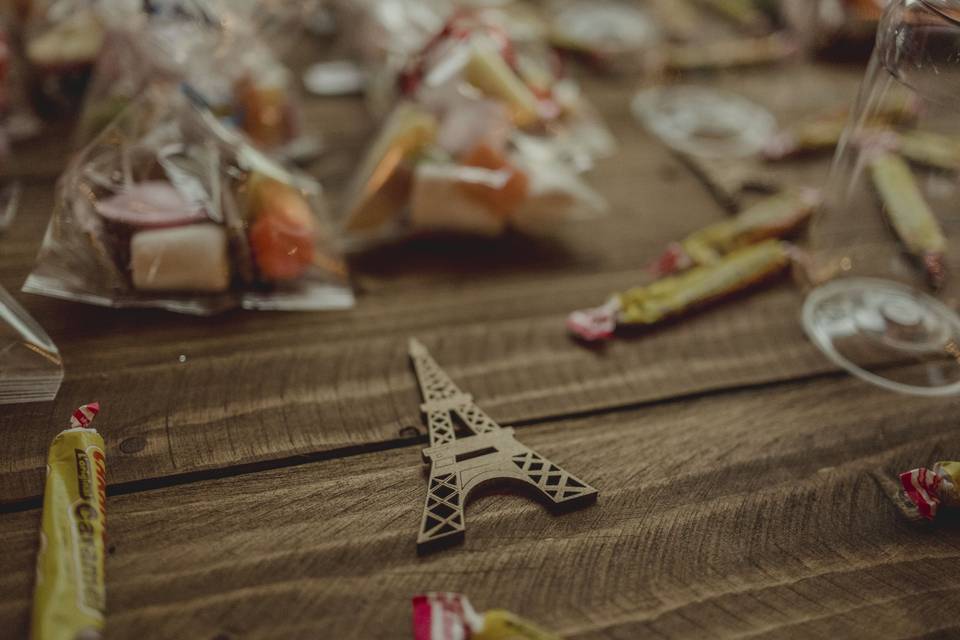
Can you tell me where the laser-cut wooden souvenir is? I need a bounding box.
[409,338,598,553]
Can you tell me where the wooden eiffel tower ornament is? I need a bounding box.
[409,339,598,554]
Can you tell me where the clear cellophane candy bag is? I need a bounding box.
[17,0,107,119]
[0,27,56,398]
[25,84,353,314]
[340,8,611,246]
[0,285,63,404]
[224,0,328,56]
[0,14,35,231]
[332,0,452,71]
[75,1,315,160]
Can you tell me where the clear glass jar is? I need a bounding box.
[802,0,960,395]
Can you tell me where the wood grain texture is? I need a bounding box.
[0,64,864,505]
[1,374,958,639]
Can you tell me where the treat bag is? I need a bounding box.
[25,83,353,314]
[72,7,168,148]
[19,0,108,119]
[339,8,609,246]
[161,0,315,160]
[0,18,29,232]
[331,0,452,87]
[546,0,663,73]
[1,13,43,149]
[76,2,315,160]
[0,285,62,404]
[226,38,316,161]
[220,0,327,59]
[398,8,615,168]
[75,0,222,147]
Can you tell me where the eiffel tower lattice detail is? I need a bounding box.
[410,339,598,553]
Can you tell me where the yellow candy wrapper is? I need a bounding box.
[896,131,960,173]
[569,240,791,341]
[413,593,561,640]
[652,189,818,276]
[620,239,790,325]
[32,403,106,640]
[868,150,947,289]
[476,610,559,640]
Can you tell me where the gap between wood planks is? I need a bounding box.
[0,360,914,516]
[2,366,958,639]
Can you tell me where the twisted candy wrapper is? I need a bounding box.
[413,593,560,640]
[900,461,959,521]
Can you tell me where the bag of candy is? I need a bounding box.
[0,161,61,403]
[17,0,106,119]
[340,8,610,245]
[546,0,662,72]
[332,0,451,71]
[0,285,63,404]
[24,84,353,314]
[76,1,316,160]
[226,0,328,56]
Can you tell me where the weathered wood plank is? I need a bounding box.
[0,275,834,505]
[1,374,958,639]
[0,64,866,504]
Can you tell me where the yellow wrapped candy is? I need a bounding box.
[476,610,561,640]
[32,404,106,640]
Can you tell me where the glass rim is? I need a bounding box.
[918,0,960,27]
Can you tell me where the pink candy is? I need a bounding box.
[94,181,207,227]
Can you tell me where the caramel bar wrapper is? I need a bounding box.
[32,404,106,640]
[869,151,947,288]
[568,240,791,340]
[655,190,817,275]
[621,239,790,326]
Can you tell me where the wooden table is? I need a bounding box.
[2,50,960,639]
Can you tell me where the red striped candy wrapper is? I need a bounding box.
[900,461,959,520]
[413,593,483,640]
[412,593,561,640]
[70,402,100,428]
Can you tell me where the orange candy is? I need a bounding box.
[247,177,317,282]
[459,144,529,217]
[236,78,290,150]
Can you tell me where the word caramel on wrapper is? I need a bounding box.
[413,593,561,640]
[900,462,959,521]
[32,403,107,640]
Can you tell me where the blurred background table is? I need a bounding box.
[1,47,960,639]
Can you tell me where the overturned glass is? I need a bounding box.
[802,0,960,395]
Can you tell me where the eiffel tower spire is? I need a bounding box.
[409,338,467,404]
[409,339,598,553]
[409,338,501,447]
